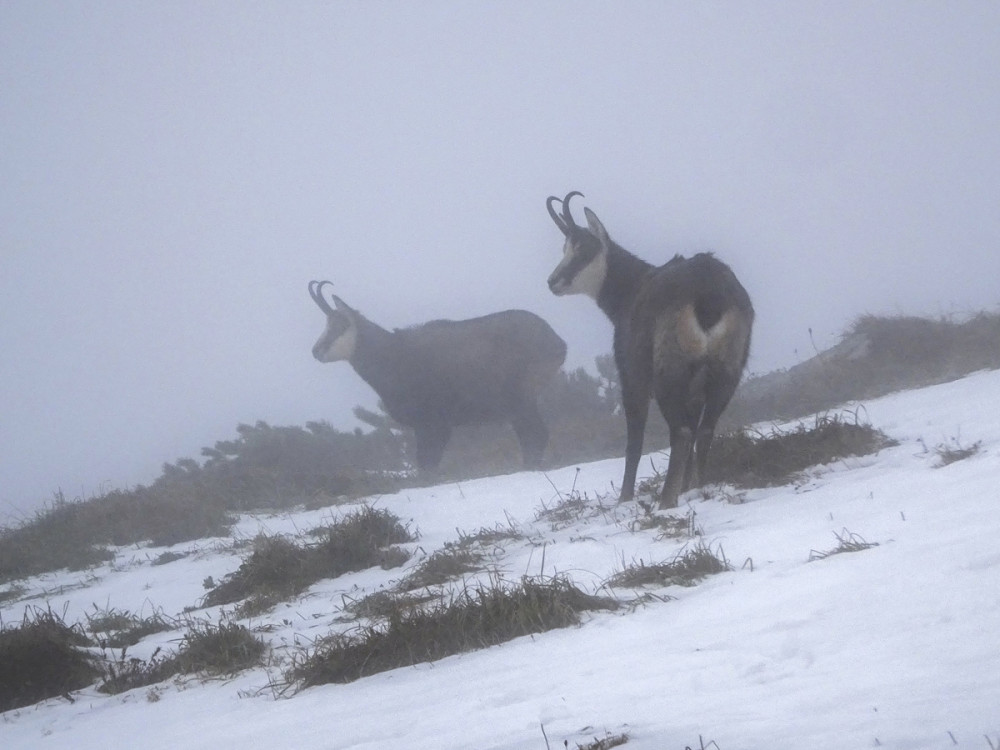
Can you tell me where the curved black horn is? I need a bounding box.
[308,280,335,315]
[561,191,584,229]
[546,195,568,235]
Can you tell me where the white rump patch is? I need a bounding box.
[676,306,738,358]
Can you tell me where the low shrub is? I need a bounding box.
[724,311,1000,428]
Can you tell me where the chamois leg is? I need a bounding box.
[655,374,703,509]
[690,373,740,490]
[413,422,452,471]
[660,425,695,509]
[619,385,650,502]
[511,400,548,469]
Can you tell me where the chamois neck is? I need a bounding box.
[348,315,399,396]
[597,243,654,322]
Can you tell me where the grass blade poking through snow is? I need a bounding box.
[808,529,878,561]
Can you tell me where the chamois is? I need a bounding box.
[546,192,753,508]
[308,281,567,471]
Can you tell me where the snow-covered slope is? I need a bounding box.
[3,371,1000,749]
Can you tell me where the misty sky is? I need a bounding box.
[2,1,999,520]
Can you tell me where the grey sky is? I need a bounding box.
[2,2,999,519]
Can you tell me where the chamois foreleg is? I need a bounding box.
[510,400,548,469]
[619,379,651,502]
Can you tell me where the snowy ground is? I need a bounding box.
[3,371,1000,750]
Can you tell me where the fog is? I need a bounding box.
[2,1,999,520]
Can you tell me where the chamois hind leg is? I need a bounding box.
[511,399,548,469]
[660,425,694,509]
[413,422,452,471]
[655,372,705,509]
[691,371,740,491]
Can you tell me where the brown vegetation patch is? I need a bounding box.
[0,606,101,712]
[289,576,617,689]
[606,542,730,589]
[99,621,266,695]
[203,506,412,609]
[705,414,894,489]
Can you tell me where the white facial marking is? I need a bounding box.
[549,237,607,300]
[313,315,357,362]
[570,246,607,299]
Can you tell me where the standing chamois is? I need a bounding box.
[546,192,753,508]
[308,281,567,471]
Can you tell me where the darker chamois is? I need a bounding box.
[308,281,567,471]
[546,192,753,508]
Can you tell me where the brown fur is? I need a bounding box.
[311,284,567,471]
[546,194,753,508]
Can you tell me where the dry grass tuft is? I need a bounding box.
[401,548,483,590]
[575,731,630,749]
[203,506,413,609]
[289,576,617,689]
[606,541,729,589]
[933,439,982,467]
[99,621,266,695]
[85,605,175,649]
[705,414,894,489]
[0,606,101,711]
[808,529,879,561]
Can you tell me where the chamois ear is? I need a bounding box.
[583,207,611,250]
[331,294,353,313]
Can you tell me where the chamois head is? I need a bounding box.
[545,191,611,300]
[308,280,358,363]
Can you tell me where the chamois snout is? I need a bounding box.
[311,339,329,362]
[547,268,571,295]
[312,313,357,363]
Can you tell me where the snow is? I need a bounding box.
[3,371,1000,749]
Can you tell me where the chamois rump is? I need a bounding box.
[545,192,753,508]
[308,281,567,471]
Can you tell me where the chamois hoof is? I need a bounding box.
[657,494,679,510]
